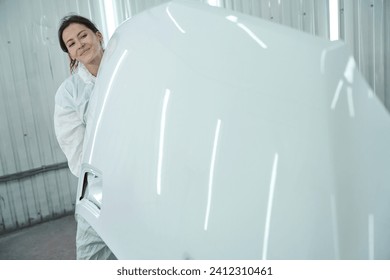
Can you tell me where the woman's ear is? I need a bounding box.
[97,31,104,43]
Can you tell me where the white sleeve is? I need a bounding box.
[54,83,85,178]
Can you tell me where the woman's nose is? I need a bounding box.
[76,40,84,49]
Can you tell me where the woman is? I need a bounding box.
[54,15,115,260]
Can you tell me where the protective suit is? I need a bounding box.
[54,63,94,177]
[54,64,115,260]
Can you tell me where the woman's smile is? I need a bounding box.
[80,48,90,56]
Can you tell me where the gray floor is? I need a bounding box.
[0,214,76,260]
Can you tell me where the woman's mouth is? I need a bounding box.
[80,48,90,56]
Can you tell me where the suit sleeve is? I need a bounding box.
[54,82,85,177]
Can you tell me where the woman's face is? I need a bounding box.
[62,23,103,67]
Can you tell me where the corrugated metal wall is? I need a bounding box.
[112,0,330,37]
[0,0,106,234]
[205,0,330,37]
[340,0,390,110]
[0,0,388,234]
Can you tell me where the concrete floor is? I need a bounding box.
[0,214,76,260]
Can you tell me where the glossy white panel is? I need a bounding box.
[77,0,390,259]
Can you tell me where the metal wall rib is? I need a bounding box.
[340,0,390,111]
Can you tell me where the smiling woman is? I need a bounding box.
[53,15,115,260]
[61,23,103,76]
[57,15,104,74]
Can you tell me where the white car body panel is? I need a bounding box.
[76,0,390,259]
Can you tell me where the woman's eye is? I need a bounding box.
[81,33,87,38]
[68,42,75,48]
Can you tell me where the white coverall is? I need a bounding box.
[54,63,115,260]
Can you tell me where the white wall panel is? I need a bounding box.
[197,0,329,38]
[110,0,329,38]
[114,0,171,27]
